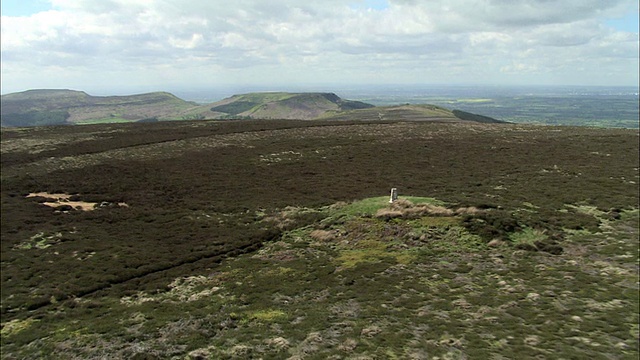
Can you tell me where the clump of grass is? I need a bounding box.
[13,232,62,250]
[565,204,606,218]
[455,206,482,215]
[374,199,460,219]
[0,319,38,337]
[336,240,388,268]
[411,216,459,228]
[374,208,404,219]
[265,337,291,351]
[309,229,336,242]
[508,227,548,250]
[248,309,287,322]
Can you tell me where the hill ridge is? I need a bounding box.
[1,89,504,127]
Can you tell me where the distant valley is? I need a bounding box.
[0,89,504,127]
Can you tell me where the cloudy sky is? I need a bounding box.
[1,0,638,95]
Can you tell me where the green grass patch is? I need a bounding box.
[210,101,259,115]
[247,309,288,322]
[334,196,445,217]
[508,227,548,248]
[0,319,38,337]
[336,240,388,268]
[565,204,607,218]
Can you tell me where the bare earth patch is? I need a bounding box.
[26,192,128,211]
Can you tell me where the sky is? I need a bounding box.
[1,0,639,95]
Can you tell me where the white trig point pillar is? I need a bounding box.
[389,188,398,203]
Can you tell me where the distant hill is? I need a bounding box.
[1,89,504,127]
[0,89,217,127]
[320,104,506,123]
[208,92,505,123]
[209,92,375,120]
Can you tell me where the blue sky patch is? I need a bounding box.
[351,0,390,11]
[605,11,639,33]
[1,0,51,16]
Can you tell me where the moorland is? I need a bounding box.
[1,115,638,359]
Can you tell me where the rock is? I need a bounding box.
[361,325,382,338]
[187,348,212,360]
[615,342,629,349]
[526,293,541,301]
[338,338,358,352]
[451,298,473,309]
[438,337,462,347]
[230,345,251,356]
[266,337,290,350]
[524,335,540,346]
[488,239,504,247]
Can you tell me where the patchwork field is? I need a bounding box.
[1,119,638,359]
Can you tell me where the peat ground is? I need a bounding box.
[1,119,638,359]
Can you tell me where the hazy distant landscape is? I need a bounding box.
[175,85,640,128]
[345,85,640,128]
[0,88,505,127]
[4,85,635,128]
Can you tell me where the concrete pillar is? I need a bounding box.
[389,188,398,203]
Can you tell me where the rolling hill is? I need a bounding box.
[1,89,504,127]
[318,104,505,123]
[209,92,375,119]
[0,89,217,127]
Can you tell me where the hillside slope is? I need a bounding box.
[319,104,507,123]
[209,92,375,119]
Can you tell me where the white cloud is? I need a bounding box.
[1,0,638,93]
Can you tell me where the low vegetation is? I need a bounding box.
[1,119,638,359]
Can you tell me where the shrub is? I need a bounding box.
[509,228,547,250]
[376,201,454,219]
[461,211,521,241]
[374,208,404,220]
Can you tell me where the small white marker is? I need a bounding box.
[389,188,398,203]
